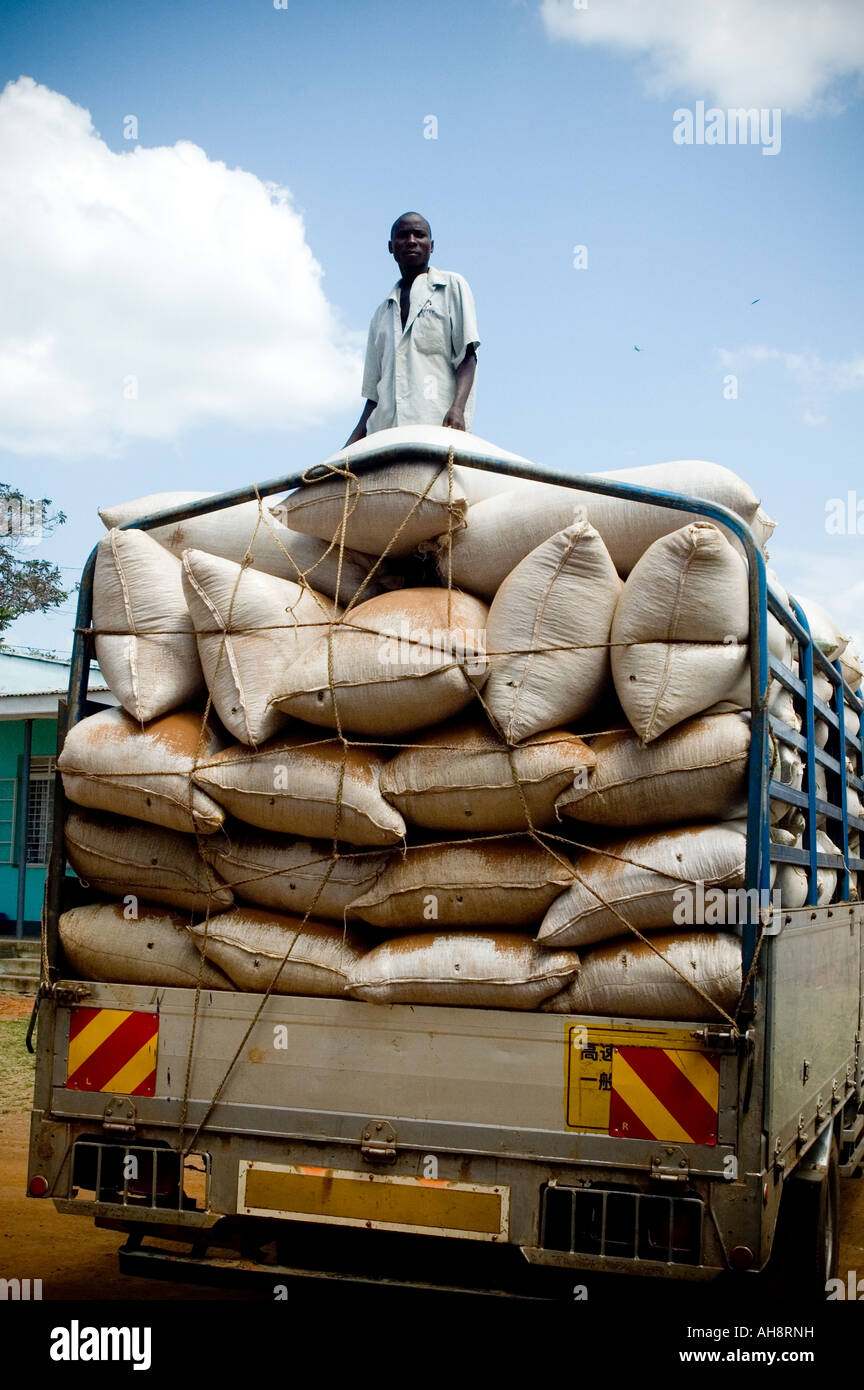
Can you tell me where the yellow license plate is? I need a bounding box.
[238,1161,509,1241]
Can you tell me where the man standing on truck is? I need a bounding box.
[343,212,479,446]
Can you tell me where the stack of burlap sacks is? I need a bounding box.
[57,427,861,1022]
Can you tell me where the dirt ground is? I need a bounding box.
[2,995,864,1301]
[0,998,257,1300]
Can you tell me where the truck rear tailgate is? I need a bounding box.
[44,982,737,1178]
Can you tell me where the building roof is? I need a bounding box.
[0,646,116,718]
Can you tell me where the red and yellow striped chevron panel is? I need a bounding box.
[564,1024,720,1144]
[609,1046,719,1146]
[65,1008,158,1096]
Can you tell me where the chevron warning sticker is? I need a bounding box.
[609,1046,720,1146]
[564,1024,720,1144]
[65,1008,158,1096]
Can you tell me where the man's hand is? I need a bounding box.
[443,346,477,433]
[343,400,377,449]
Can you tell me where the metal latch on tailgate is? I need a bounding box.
[102,1097,137,1134]
[26,982,91,1054]
[650,1147,692,1184]
[360,1120,397,1165]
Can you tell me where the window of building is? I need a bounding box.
[0,779,15,865]
[25,757,56,866]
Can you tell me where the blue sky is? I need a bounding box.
[1,0,862,652]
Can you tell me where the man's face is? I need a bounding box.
[389,216,433,273]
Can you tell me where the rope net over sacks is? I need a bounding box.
[57,429,862,1088]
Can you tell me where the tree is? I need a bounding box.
[0,484,69,635]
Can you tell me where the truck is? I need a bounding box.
[25,448,864,1300]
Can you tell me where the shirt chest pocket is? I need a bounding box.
[411,304,450,357]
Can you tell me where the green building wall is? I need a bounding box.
[0,716,59,931]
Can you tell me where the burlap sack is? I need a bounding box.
[591,460,771,569]
[100,491,205,531]
[770,827,808,909]
[273,588,488,735]
[99,490,380,602]
[57,707,227,835]
[556,712,751,827]
[380,720,595,833]
[270,425,535,555]
[189,908,371,996]
[814,830,843,904]
[439,485,577,600]
[484,520,622,742]
[181,549,336,746]
[347,838,575,928]
[813,671,834,705]
[274,463,467,555]
[65,810,233,914]
[441,460,768,598]
[193,734,406,846]
[537,823,747,949]
[347,930,580,1008]
[840,646,863,692]
[611,524,751,742]
[542,931,741,1021]
[200,831,389,919]
[795,595,850,661]
[93,528,204,722]
[59,902,230,989]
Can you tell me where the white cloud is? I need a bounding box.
[718,345,819,381]
[833,358,864,391]
[716,344,864,424]
[0,78,362,460]
[719,345,864,390]
[541,0,864,113]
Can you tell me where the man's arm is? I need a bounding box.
[443,345,477,430]
[344,399,377,447]
[345,312,383,446]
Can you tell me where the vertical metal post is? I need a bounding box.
[834,662,850,902]
[15,717,32,940]
[42,545,97,973]
[790,599,820,905]
[741,536,769,1019]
